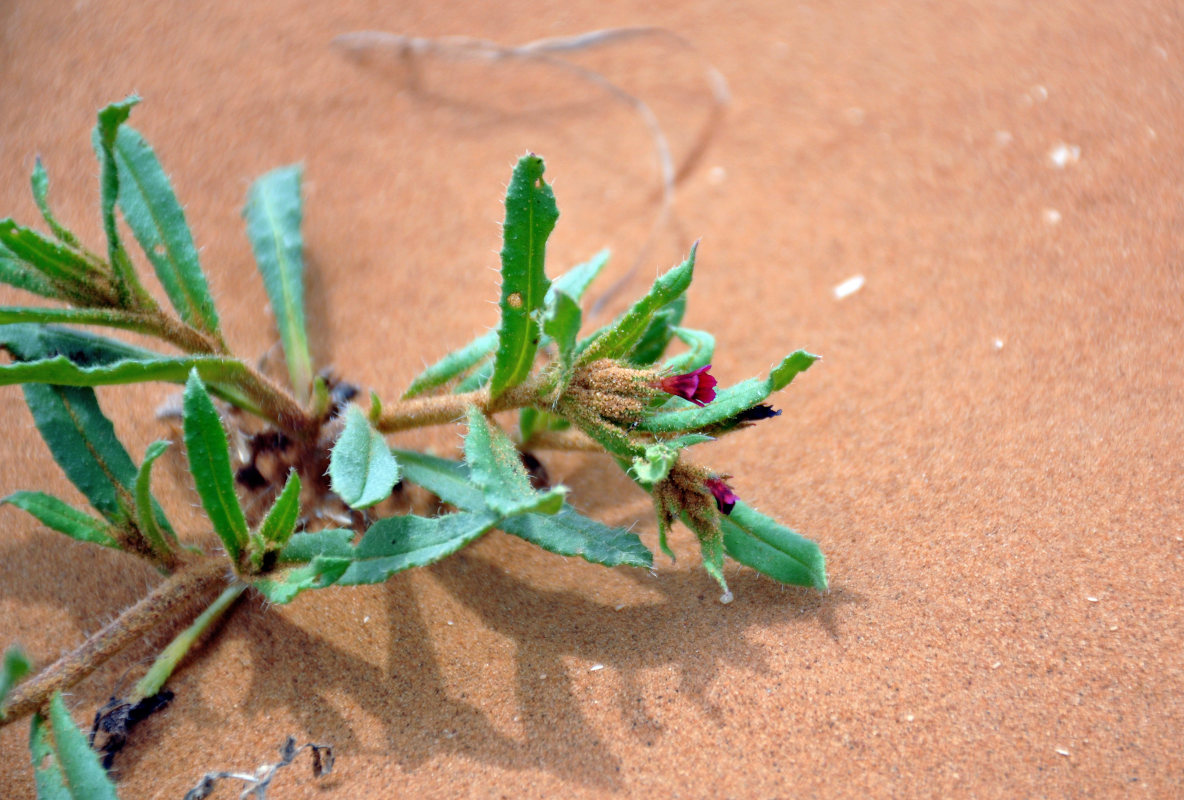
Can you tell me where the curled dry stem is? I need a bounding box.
[0,557,230,725]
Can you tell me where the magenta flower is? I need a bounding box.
[705,477,738,515]
[657,364,717,407]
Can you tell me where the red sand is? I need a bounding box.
[1,1,1181,797]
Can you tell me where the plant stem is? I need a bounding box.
[0,558,228,725]
[131,583,245,702]
[375,381,541,434]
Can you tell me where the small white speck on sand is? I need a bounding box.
[1049,143,1081,168]
[719,590,734,605]
[991,661,1002,669]
[589,664,605,672]
[993,338,1005,350]
[1087,596,1099,602]
[708,166,727,185]
[1055,748,1070,757]
[363,616,370,623]
[834,274,865,299]
[1043,208,1062,225]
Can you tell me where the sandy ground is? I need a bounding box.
[1,1,1182,797]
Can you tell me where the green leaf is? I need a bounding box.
[0,353,251,391]
[640,350,819,433]
[251,556,351,605]
[94,96,143,306]
[329,406,400,510]
[31,158,81,248]
[113,125,220,335]
[496,507,653,568]
[543,289,581,381]
[183,371,249,563]
[627,294,686,366]
[0,323,162,365]
[134,440,177,558]
[20,384,136,524]
[662,327,715,374]
[0,219,100,286]
[518,406,570,443]
[276,527,354,563]
[489,154,559,399]
[47,692,120,800]
[395,448,650,568]
[455,358,494,393]
[2,491,120,549]
[699,531,728,594]
[464,407,565,516]
[257,469,302,550]
[243,165,313,401]
[0,241,59,299]
[338,511,500,585]
[721,500,827,590]
[29,712,70,800]
[546,248,609,305]
[402,330,496,399]
[1,647,31,715]
[578,242,697,364]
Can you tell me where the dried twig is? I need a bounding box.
[183,737,334,800]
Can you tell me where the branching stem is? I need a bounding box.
[0,558,230,725]
[375,380,543,434]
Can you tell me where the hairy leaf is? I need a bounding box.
[94,96,143,306]
[721,500,827,590]
[134,440,177,558]
[0,306,166,334]
[489,154,558,399]
[277,528,354,563]
[455,358,494,393]
[402,330,496,399]
[20,384,136,524]
[1,491,119,549]
[543,289,581,382]
[243,165,313,400]
[546,248,609,305]
[257,469,302,550]
[640,350,818,433]
[0,323,162,365]
[47,692,120,800]
[0,219,99,286]
[464,407,565,516]
[252,556,351,605]
[627,294,686,366]
[329,406,400,509]
[578,242,696,364]
[183,371,248,562]
[662,327,715,374]
[114,124,221,335]
[29,712,69,800]
[0,241,58,299]
[1,647,31,716]
[30,158,81,248]
[338,511,500,585]
[395,448,651,568]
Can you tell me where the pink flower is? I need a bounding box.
[657,364,717,407]
[705,477,738,515]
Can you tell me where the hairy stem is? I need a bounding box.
[0,558,229,724]
[375,381,542,434]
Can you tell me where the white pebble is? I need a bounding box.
[1055,748,1070,757]
[1049,143,1081,168]
[363,615,370,623]
[1043,208,1062,225]
[589,664,605,672]
[719,590,734,605]
[833,274,865,299]
[1087,596,1099,602]
[993,338,1005,350]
